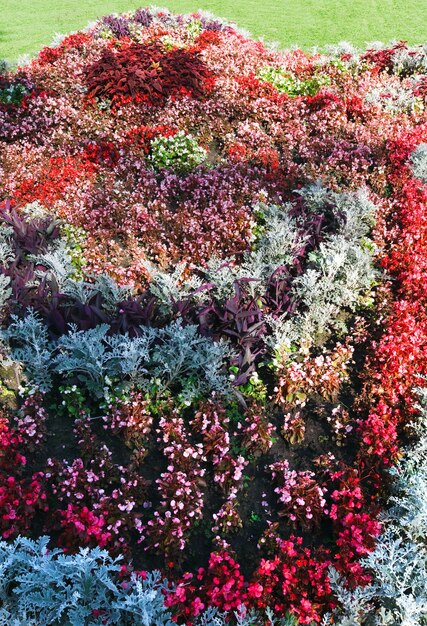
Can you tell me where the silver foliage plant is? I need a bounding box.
[0,223,14,268]
[268,186,378,359]
[0,274,11,317]
[0,538,284,625]
[143,204,307,303]
[53,324,154,395]
[2,312,232,400]
[390,43,427,76]
[409,143,427,184]
[150,319,231,402]
[29,240,77,289]
[1,309,54,392]
[292,236,376,340]
[60,274,133,315]
[0,536,175,626]
[365,84,422,115]
[0,223,14,315]
[328,388,427,626]
[144,260,205,309]
[29,248,134,315]
[205,205,307,300]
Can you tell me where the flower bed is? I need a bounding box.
[1,10,427,624]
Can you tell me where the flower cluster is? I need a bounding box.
[165,551,247,621]
[13,393,47,450]
[146,413,206,557]
[47,424,148,553]
[250,533,333,623]
[274,342,353,409]
[241,410,275,456]
[0,472,47,539]
[104,391,153,457]
[270,460,328,529]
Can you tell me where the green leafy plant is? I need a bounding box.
[257,66,330,97]
[60,223,87,280]
[54,384,89,418]
[149,131,207,173]
[0,82,30,106]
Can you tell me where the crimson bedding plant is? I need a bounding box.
[1,9,427,624]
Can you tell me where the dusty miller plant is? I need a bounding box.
[144,260,205,310]
[0,224,13,314]
[0,275,11,318]
[1,309,54,392]
[409,143,427,184]
[239,204,307,286]
[0,223,14,267]
[61,274,133,315]
[53,324,155,396]
[392,44,427,76]
[267,187,378,360]
[296,185,376,241]
[365,84,422,115]
[149,319,232,402]
[145,201,306,304]
[200,203,306,300]
[269,233,377,358]
[29,241,76,289]
[294,237,376,325]
[0,536,175,625]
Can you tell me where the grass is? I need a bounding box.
[1,0,427,63]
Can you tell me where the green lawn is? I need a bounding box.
[1,0,427,63]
